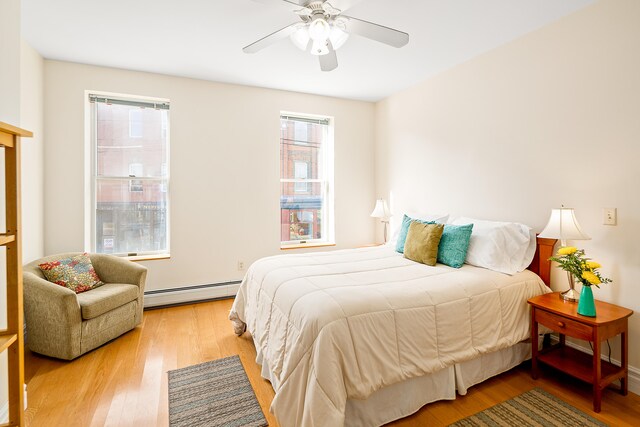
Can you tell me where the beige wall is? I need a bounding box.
[44,61,376,291]
[0,0,22,326]
[0,0,21,415]
[2,0,45,417]
[0,35,45,418]
[20,41,45,264]
[0,0,20,125]
[375,0,640,379]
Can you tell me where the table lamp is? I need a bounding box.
[370,199,391,243]
[538,206,591,301]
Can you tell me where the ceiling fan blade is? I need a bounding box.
[319,45,338,72]
[250,0,307,12]
[322,2,341,16]
[243,23,299,53]
[324,0,365,13]
[294,7,313,16]
[342,16,409,48]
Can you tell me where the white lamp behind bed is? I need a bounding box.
[371,199,392,243]
[538,206,591,302]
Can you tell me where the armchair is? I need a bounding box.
[23,253,147,360]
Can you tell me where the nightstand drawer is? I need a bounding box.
[536,309,593,341]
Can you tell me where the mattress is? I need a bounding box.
[230,246,550,426]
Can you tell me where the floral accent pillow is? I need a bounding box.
[39,253,104,294]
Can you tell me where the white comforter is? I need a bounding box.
[229,246,550,426]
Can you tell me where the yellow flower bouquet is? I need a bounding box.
[549,247,612,288]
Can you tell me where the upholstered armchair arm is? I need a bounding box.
[23,272,83,360]
[89,254,148,325]
[90,254,148,291]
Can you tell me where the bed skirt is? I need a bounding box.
[256,340,533,427]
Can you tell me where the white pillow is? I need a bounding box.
[449,216,536,275]
[387,212,449,246]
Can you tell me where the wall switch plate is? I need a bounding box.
[603,208,617,225]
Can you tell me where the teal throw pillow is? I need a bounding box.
[395,214,435,253]
[437,223,474,268]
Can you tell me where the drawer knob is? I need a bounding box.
[557,321,565,328]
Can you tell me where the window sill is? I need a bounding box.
[127,254,171,262]
[280,243,336,251]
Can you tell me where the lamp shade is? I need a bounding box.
[370,199,391,219]
[329,19,349,50]
[308,18,330,42]
[538,207,590,244]
[290,24,310,50]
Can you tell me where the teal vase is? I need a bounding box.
[577,286,596,317]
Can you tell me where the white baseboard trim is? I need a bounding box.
[549,334,640,395]
[0,385,26,424]
[0,401,7,424]
[143,281,240,308]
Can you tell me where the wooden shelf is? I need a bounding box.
[538,345,623,386]
[0,233,16,246]
[0,333,18,353]
[1,121,31,427]
[0,132,14,148]
[0,121,33,137]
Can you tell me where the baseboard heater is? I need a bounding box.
[143,280,241,309]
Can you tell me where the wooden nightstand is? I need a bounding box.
[528,292,633,412]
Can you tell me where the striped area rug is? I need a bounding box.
[450,388,607,427]
[168,355,268,427]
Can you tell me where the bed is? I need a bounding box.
[229,237,556,427]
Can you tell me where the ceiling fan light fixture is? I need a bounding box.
[310,40,329,56]
[329,23,349,50]
[290,24,310,50]
[242,0,410,72]
[308,18,330,43]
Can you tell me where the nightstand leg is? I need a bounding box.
[593,337,602,413]
[531,308,538,379]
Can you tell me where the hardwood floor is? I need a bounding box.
[24,299,640,427]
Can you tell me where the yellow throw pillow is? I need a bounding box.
[403,222,444,266]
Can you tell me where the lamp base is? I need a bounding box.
[382,220,389,244]
[560,288,580,302]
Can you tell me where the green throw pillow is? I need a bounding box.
[403,222,444,266]
[437,223,474,268]
[395,214,435,253]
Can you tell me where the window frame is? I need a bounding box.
[279,112,335,249]
[85,91,171,258]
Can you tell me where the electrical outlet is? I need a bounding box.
[603,208,617,225]
[237,261,245,271]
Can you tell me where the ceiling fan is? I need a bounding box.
[243,0,409,72]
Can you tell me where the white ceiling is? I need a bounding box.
[22,0,594,102]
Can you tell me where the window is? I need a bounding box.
[128,163,144,192]
[280,113,334,247]
[294,161,309,193]
[294,121,308,144]
[88,93,170,257]
[129,109,143,138]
